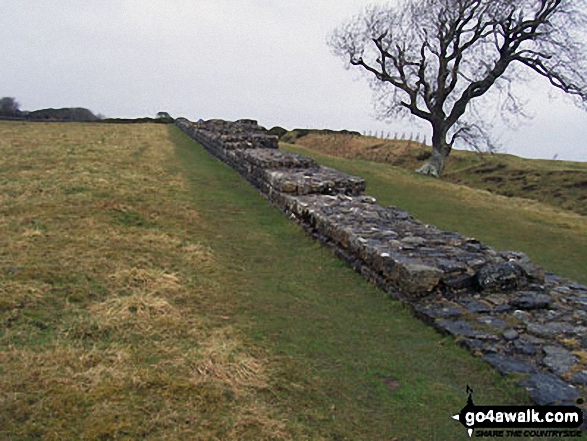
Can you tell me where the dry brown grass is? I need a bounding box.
[0,121,297,440]
[293,132,431,168]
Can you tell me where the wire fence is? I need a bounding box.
[362,130,427,144]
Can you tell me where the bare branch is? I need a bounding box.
[329,0,587,176]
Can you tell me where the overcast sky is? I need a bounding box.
[1,0,585,161]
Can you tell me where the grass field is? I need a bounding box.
[281,141,587,285]
[0,121,551,440]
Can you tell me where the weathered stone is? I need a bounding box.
[484,294,508,306]
[553,286,574,296]
[464,339,500,354]
[415,304,463,320]
[509,292,552,310]
[527,322,575,338]
[572,371,587,385]
[442,273,475,292]
[436,320,490,338]
[512,339,537,356]
[458,299,492,314]
[567,281,587,291]
[477,316,507,330]
[512,310,532,323]
[542,345,578,375]
[400,236,427,247]
[476,262,526,292]
[569,296,587,310]
[501,251,545,283]
[265,167,366,196]
[534,310,564,321]
[483,354,537,375]
[397,263,443,295]
[503,329,519,341]
[517,374,581,405]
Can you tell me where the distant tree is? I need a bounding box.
[329,0,587,176]
[27,107,98,121]
[0,97,21,117]
[268,126,288,139]
[156,111,172,119]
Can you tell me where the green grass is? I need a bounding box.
[281,142,587,285]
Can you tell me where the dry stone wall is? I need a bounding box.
[176,117,587,417]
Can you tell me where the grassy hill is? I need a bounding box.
[286,131,587,216]
[1,121,544,440]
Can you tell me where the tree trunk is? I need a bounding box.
[416,124,451,177]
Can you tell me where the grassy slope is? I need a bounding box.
[0,122,290,440]
[282,141,587,285]
[0,121,542,440]
[291,133,587,216]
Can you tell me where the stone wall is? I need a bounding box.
[176,117,587,416]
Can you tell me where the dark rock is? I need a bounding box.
[415,304,463,320]
[552,286,573,295]
[436,320,489,338]
[477,316,507,330]
[458,299,492,314]
[572,371,587,385]
[522,334,545,345]
[534,310,563,321]
[512,339,537,356]
[567,281,587,291]
[517,374,581,405]
[542,345,578,375]
[526,322,575,338]
[435,258,468,273]
[442,273,475,291]
[569,296,587,310]
[503,329,519,341]
[458,338,485,352]
[483,354,537,375]
[461,338,499,354]
[509,292,552,310]
[500,251,545,283]
[545,271,567,285]
[512,310,532,323]
[476,262,526,292]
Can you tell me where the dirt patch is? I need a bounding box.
[380,376,402,392]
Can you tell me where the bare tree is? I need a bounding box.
[329,0,587,176]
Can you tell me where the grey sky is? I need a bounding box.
[1,0,585,161]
